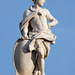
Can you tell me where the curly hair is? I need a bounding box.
[32,0,36,4]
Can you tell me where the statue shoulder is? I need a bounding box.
[43,8,51,15]
[23,9,31,20]
[19,9,31,31]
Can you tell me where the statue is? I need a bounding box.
[13,0,58,75]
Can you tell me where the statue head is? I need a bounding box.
[32,0,46,7]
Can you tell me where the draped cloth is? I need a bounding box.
[19,9,56,59]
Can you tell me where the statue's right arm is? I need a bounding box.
[20,10,36,39]
[22,10,36,25]
[22,23,29,39]
[21,10,31,39]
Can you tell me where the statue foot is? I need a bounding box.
[50,41,55,45]
[34,70,39,75]
[38,71,41,75]
[15,72,19,75]
[34,70,42,75]
[41,72,45,75]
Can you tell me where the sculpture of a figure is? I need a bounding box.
[13,0,58,75]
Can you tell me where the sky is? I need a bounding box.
[0,0,75,75]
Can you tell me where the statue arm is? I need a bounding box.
[22,23,29,39]
[20,10,36,31]
[45,9,58,27]
[20,10,32,39]
[19,20,29,39]
[20,10,37,39]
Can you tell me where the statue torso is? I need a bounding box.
[29,6,49,32]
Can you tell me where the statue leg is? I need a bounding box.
[36,42,45,75]
[15,71,20,75]
[34,66,41,75]
[34,66,39,75]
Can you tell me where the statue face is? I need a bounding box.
[36,0,46,7]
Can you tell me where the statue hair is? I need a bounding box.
[32,0,36,4]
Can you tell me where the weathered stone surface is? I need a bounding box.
[13,39,36,75]
[13,0,58,75]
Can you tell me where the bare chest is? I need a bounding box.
[30,11,48,31]
[30,11,47,25]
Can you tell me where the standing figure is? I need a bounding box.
[14,0,58,75]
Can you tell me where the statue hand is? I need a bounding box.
[23,35,29,40]
[47,23,50,29]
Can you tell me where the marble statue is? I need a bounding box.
[13,0,58,75]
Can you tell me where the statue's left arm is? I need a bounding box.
[44,9,58,27]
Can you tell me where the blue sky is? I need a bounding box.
[0,0,75,75]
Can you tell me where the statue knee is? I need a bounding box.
[37,48,44,59]
[38,52,44,59]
